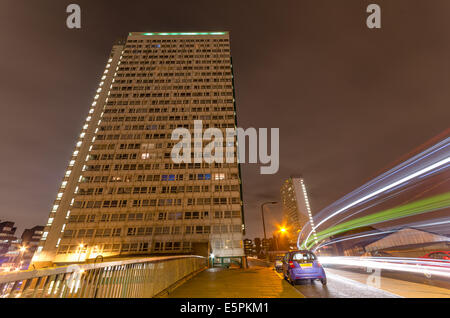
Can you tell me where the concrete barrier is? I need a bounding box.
[0,255,206,298]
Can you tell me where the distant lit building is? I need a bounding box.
[280,177,317,245]
[0,221,17,256]
[20,226,44,269]
[0,225,44,272]
[0,239,22,272]
[243,239,253,255]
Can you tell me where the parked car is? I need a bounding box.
[282,250,327,285]
[274,255,284,272]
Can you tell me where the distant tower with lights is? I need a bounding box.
[280,176,317,245]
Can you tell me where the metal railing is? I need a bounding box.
[0,255,206,298]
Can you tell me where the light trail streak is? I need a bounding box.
[326,175,450,235]
[318,256,450,279]
[306,157,450,243]
[313,219,450,251]
[316,139,449,216]
[418,163,450,179]
[304,191,450,249]
[315,179,425,235]
[301,154,450,249]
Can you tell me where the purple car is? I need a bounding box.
[282,250,327,285]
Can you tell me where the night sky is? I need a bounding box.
[1,0,449,238]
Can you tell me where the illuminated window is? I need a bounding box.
[198,173,211,180]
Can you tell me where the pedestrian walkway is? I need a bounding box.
[166,260,303,298]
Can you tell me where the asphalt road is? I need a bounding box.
[270,267,398,298]
[249,258,396,297]
[285,271,399,298]
[250,258,449,298]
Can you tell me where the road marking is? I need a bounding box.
[275,271,284,279]
[274,267,402,298]
[327,268,450,298]
[325,271,402,298]
[273,269,306,297]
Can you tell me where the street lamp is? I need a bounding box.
[261,201,277,258]
[275,226,288,252]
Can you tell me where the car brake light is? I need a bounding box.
[289,261,295,268]
[317,262,322,267]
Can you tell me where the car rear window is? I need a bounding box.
[292,252,316,263]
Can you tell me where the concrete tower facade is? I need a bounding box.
[34,32,245,266]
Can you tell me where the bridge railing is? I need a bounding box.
[0,255,206,298]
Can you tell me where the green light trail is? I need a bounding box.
[303,191,450,249]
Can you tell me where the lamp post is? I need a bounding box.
[261,201,277,258]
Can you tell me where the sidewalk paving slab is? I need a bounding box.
[166,265,304,298]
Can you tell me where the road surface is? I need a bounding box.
[253,258,450,298]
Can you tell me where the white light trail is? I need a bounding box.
[314,219,450,251]
[319,256,450,279]
[303,156,450,247]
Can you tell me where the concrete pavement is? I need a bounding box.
[166,261,303,298]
